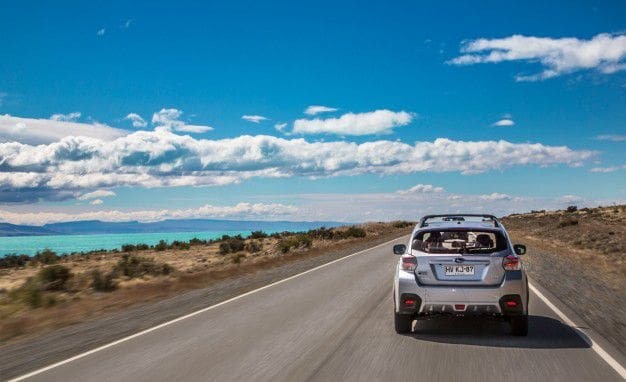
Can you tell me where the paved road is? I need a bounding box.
[9,238,625,381]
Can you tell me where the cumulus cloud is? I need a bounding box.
[480,192,513,201]
[78,189,116,200]
[125,113,147,128]
[242,115,267,123]
[0,202,297,225]
[90,199,103,205]
[449,33,626,81]
[152,108,213,133]
[0,128,595,203]
[397,184,445,194]
[50,112,81,122]
[493,118,515,127]
[557,195,583,203]
[293,109,414,136]
[0,114,126,145]
[590,164,626,173]
[595,134,626,142]
[304,105,338,115]
[274,123,287,132]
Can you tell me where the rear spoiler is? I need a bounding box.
[419,214,500,228]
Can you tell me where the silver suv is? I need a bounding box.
[393,214,529,336]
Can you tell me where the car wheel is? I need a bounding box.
[510,314,528,336]
[394,312,413,334]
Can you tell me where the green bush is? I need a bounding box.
[91,269,117,292]
[0,254,31,268]
[245,241,262,253]
[278,235,312,253]
[392,221,413,228]
[343,226,366,238]
[115,255,174,278]
[34,248,59,264]
[170,240,190,250]
[558,218,579,228]
[219,238,246,255]
[38,265,71,291]
[566,205,578,213]
[121,244,137,252]
[249,231,268,239]
[154,240,168,251]
[9,279,42,308]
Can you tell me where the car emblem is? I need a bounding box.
[455,258,465,263]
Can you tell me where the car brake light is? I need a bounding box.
[403,298,416,306]
[401,255,417,271]
[502,255,521,271]
[505,301,518,307]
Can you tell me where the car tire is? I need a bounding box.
[510,314,528,336]
[394,312,413,334]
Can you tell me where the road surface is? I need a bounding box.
[8,237,625,381]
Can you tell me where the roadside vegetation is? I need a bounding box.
[502,204,626,351]
[0,222,413,343]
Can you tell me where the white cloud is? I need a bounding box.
[557,194,583,203]
[90,199,103,205]
[242,115,267,123]
[0,114,127,145]
[493,118,515,127]
[274,123,287,132]
[0,127,595,202]
[293,109,414,136]
[590,164,626,173]
[304,105,338,115]
[480,192,513,201]
[151,108,213,133]
[78,189,116,200]
[397,184,445,194]
[0,202,297,225]
[50,112,81,122]
[96,28,106,36]
[595,134,626,142]
[125,113,147,128]
[449,33,626,81]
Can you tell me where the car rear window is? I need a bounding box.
[411,229,508,254]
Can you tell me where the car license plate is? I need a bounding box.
[444,265,475,276]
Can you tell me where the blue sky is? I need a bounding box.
[0,0,625,224]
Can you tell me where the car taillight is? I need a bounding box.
[401,255,417,271]
[502,255,521,271]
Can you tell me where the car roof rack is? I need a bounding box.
[419,214,500,228]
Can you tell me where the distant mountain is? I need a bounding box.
[0,219,344,237]
[0,223,61,237]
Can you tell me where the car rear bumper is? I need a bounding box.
[394,269,528,316]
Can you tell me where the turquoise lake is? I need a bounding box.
[0,230,257,256]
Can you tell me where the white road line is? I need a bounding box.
[529,283,626,379]
[8,236,405,382]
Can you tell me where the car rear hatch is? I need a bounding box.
[414,253,505,286]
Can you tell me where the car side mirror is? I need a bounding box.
[513,244,526,256]
[393,244,406,255]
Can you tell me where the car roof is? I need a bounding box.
[413,221,504,232]
[413,214,505,234]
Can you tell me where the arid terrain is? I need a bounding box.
[503,204,626,351]
[0,222,413,344]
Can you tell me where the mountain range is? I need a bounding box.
[0,219,344,237]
